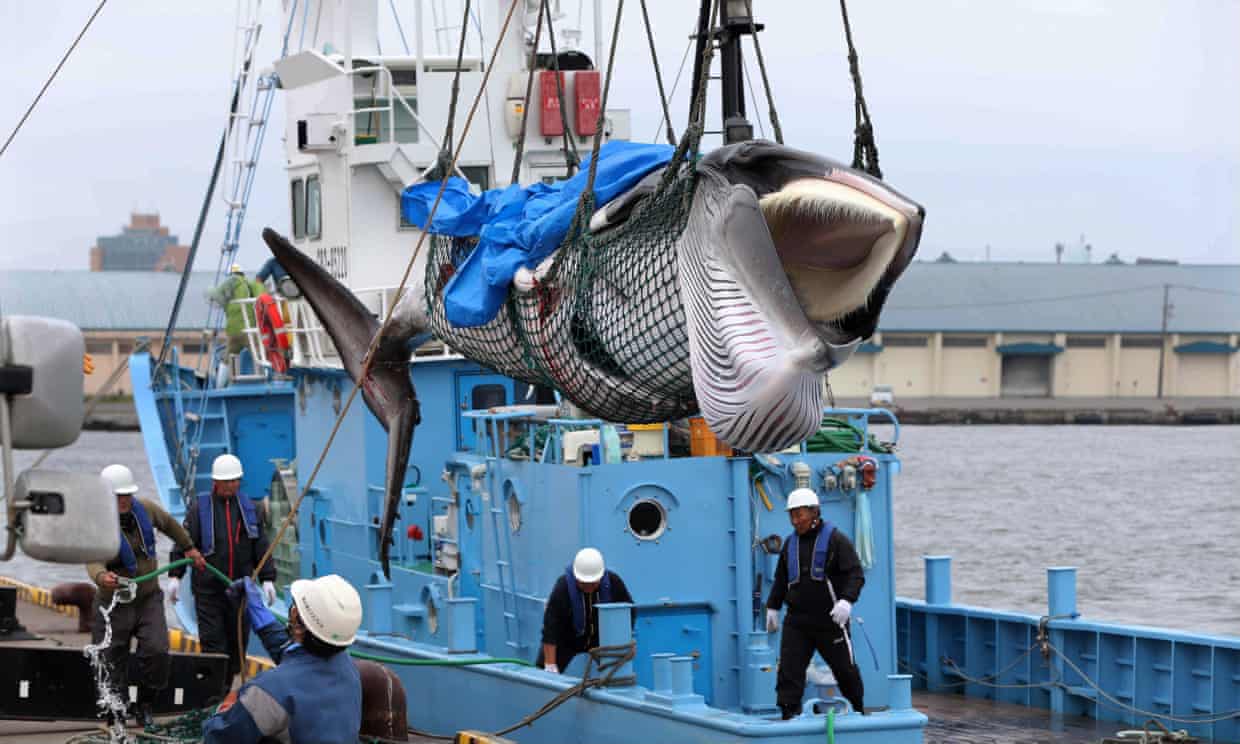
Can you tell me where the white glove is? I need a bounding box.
[544,663,559,674]
[262,581,277,606]
[766,609,779,633]
[167,577,180,603]
[830,599,852,626]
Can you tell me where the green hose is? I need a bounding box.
[826,707,835,744]
[131,557,232,587]
[348,650,533,667]
[137,559,532,668]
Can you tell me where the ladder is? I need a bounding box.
[484,419,522,651]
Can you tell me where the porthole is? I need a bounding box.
[627,499,667,541]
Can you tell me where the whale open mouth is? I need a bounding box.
[761,174,920,343]
[680,142,924,452]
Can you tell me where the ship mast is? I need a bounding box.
[689,0,761,145]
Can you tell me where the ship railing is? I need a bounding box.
[346,62,472,184]
[264,287,462,371]
[461,407,900,464]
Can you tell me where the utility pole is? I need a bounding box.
[1156,284,1171,398]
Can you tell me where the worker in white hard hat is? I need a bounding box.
[169,453,277,683]
[203,574,363,744]
[85,464,206,728]
[537,547,634,674]
[765,487,867,719]
[205,263,266,361]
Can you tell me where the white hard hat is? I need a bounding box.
[211,454,244,481]
[785,488,820,511]
[572,547,605,583]
[100,464,139,495]
[230,263,244,274]
[290,574,363,647]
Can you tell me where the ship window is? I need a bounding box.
[470,384,506,409]
[627,499,667,541]
[291,179,306,239]
[460,165,490,192]
[306,176,322,239]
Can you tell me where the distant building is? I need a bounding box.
[0,271,216,395]
[90,213,189,272]
[830,261,1240,399]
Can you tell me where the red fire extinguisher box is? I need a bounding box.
[539,70,566,137]
[575,70,601,137]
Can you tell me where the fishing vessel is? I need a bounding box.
[126,1,1240,743]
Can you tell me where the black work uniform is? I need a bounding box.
[537,570,634,673]
[170,492,275,679]
[766,520,866,715]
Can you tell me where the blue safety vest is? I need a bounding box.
[786,522,835,588]
[117,500,157,574]
[196,492,259,557]
[564,566,613,638]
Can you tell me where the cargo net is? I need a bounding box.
[424,167,702,424]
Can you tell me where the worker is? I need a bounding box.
[169,453,277,683]
[256,256,300,299]
[538,547,634,674]
[205,263,266,360]
[765,487,866,719]
[202,574,362,743]
[86,464,206,727]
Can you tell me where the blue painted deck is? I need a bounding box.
[897,557,1240,743]
[130,349,1240,742]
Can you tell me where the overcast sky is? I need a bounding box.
[2,1,1238,272]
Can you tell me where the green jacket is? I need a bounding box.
[86,498,195,603]
[206,275,266,337]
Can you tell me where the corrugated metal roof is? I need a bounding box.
[881,262,1240,334]
[2,263,1237,335]
[0,271,217,331]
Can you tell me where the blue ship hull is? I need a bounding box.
[131,350,1240,742]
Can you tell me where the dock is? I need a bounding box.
[834,396,1240,425]
[0,586,1146,744]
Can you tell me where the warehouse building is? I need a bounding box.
[0,271,216,396]
[828,262,1239,398]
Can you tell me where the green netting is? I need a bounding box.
[424,165,703,424]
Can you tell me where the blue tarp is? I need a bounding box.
[401,141,675,327]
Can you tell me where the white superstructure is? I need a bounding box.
[263,0,628,359]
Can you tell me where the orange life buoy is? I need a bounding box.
[255,293,289,373]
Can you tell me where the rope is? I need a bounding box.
[741,0,782,144]
[638,0,677,146]
[837,0,882,178]
[243,0,525,681]
[540,0,580,175]
[650,30,693,143]
[0,0,108,159]
[439,0,472,158]
[509,3,545,185]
